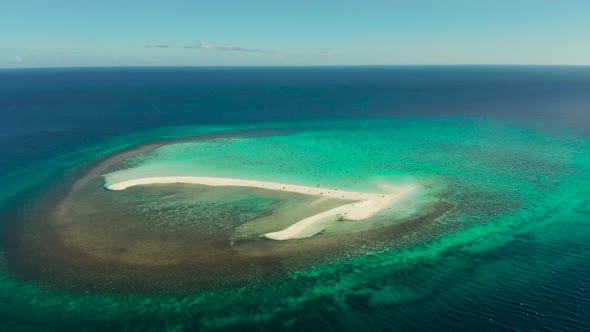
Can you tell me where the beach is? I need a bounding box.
[106,176,415,240]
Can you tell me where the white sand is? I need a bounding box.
[106,176,414,240]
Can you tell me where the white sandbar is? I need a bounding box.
[106,176,414,240]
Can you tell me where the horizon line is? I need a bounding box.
[2,63,590,70]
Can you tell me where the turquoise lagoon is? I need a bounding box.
[1,117,589,330]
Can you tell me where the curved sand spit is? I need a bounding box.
[106,176,414,240]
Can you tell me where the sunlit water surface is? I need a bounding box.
[0,67,589,330]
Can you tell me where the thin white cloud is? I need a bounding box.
[15,56,24,63]
[184,41,263,53]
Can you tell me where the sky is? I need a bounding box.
[1,0,590,68]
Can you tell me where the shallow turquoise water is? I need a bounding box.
[1,117,588,330]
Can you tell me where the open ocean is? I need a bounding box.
[0,66,589,331]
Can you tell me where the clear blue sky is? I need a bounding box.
[2,0,589,67]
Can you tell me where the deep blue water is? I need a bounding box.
[0,66,589,331]
[2,66,589,174]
